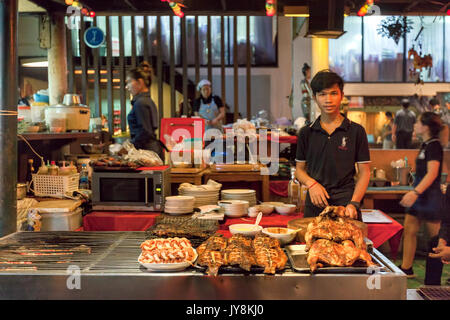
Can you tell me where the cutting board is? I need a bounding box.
[32,200,83,213]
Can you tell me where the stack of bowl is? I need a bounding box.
[221,189,257,207]
[218,200,249,218]
[164,196,195,215]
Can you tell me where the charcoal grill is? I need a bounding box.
[0,231,407,300]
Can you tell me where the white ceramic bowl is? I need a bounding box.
[253,204,274,215]
[229,224,263,237]
[262,227,297,245]
[275,204,297,215]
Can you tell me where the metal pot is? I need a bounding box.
[62,93,82,106]
[17,183,27,200]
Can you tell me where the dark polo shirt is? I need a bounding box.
[296,115,370,216]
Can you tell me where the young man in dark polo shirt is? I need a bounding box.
[295,70,371,220]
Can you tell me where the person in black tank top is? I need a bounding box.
[398,112,445,283]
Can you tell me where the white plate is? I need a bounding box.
[222,189,256,195]
[165,196,195,201]
[138,250,197,272]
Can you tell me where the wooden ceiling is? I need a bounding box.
[26,0,450,15]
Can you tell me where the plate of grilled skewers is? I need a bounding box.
[138,237,198,271]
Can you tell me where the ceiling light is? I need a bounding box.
[21,58,48,68]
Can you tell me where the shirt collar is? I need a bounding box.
[131,91,150,104]
[310,113,351,132]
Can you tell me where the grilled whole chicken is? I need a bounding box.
[305,206,375,271]
[307,239,375,272]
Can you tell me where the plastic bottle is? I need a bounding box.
[288,167,301,210]
[79,164,90,189]
[25,159,35,195]
[37,160,48,175]
[68,161,78,175]
[59,161,71,176]
[49,161,59,175]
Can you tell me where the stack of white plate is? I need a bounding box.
[179,186,221,207]
[164,196,195,215]
[218,200,249,218]
[221,189,257,207]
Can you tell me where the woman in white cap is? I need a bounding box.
[192,79,225,132]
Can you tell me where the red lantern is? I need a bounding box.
[81,8,89,16]
[89,11,96,18]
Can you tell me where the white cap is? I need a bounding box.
[196,79,211,91]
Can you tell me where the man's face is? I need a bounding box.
[314,84,343,116]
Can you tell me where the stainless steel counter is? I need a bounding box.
[0,231,407,300]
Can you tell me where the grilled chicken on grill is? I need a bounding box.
[307,239,375,272]
[196,234,227,276]
[253,234,288,274]
[305,206,375,272]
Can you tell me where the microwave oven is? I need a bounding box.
[92,168,170,211]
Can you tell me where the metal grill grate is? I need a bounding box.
[418,287,450,300]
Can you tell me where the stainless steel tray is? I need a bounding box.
[286,244,386,274]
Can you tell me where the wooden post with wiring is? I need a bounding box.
[0,0,18,237]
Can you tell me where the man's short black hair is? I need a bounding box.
[385,111,393,118]
[429,98,439,107]
[310,70,344,96]
[401,98,410,108]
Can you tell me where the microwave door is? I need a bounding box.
[99,177,147,206]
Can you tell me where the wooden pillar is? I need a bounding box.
[48,13,68,105]
[0,0,18,236]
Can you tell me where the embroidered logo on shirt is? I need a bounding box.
[418,150,425,159]
[338,137,348,150]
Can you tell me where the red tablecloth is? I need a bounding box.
[267,135,298,144]
[83,210,403,259]
[83,211,160,231]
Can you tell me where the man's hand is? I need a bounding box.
[345,204,358,219]
[399,191,418,208]
[210,118,218,126]
[309,183,329,208]
[429,244,450,264]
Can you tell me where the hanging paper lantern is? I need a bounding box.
[89,11,96,18]
[65,0,74,5]
[81,7,89,16]
[265,0,276,17]
[169,2,184,18]
[72,1,79,7]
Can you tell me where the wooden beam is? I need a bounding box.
[106,16,114,134]
[221,15,226,120]
[194,15,200,98]
[181,17,188,116]
[207,15,212,83]
[156,15,163,130]
[65,20,74,93]
[170,15,176,117]
[79,14,88,105]
[93,16,101,117]
[233,16,238,121]
[118,16,126,133]
[131,16,137,68]
[246,15,251,120]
